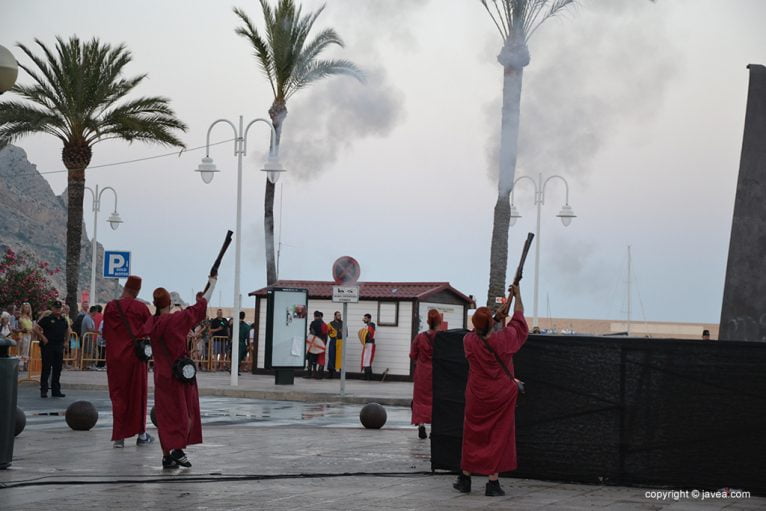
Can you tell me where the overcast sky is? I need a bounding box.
[3,0,765,324]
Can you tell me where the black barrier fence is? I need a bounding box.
[432,330,766,495]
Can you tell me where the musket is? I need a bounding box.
[494,232,535,321]
[203,230,234,294]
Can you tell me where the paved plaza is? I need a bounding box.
[1,374,763,510]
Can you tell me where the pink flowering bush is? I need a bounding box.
[0,249,61,315]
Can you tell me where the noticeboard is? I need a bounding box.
[265,287,308,369]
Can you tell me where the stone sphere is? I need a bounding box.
[14,407,26,437]
[360,402,387,429]
[150,405,158,427]
[65,401,99,431]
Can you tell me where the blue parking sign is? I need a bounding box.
[104,251,131,278]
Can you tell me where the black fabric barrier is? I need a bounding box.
[431,333,766,495]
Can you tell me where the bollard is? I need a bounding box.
[0,336,19,469]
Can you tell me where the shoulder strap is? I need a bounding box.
[113,300,138,343]
[479,335,514,380]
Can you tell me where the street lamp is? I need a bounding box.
[0,45,18,94]
[196,115,285,387]
[509,173,576,328]
[84,185,122,305]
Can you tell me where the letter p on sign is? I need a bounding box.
[103,251,131,278]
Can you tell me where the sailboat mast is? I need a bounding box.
[627,245,632,336]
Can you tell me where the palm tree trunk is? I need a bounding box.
[487,59,525,308]
[65,167,86,318]
[265,100,287,286]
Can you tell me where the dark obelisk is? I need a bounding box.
[719,64,766,341]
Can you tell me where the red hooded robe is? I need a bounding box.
[142,297,207,451]
[410,330,436,424]
[461,310,528,475]
[102,297,152,441]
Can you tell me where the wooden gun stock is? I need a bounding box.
[495,232,535,320]
[203,230,233,293]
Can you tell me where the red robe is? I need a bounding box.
[142,297,207,451]
[410,330,436,425]
[103,297,152,441]
[461,311,528,475]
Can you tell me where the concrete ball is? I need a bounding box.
[360,402,387,429]
[14,407,26,436]
[65,401,98,431]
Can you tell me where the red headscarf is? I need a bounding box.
[153,287,171,310]
[472,307,493,336]
[427,309,442,329]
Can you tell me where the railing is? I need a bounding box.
[18,340,41,383]
[80,332,106,369]
[64,332,81,369]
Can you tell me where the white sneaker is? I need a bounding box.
[113,439,125,448]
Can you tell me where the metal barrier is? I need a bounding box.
[80,332,105,369]
[18,340,41,383]
[64,332,81,369]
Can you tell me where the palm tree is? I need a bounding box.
[234,0,362,285]
[481,0,574,308]
[0,36,187,316]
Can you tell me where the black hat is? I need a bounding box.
[314,310,323,317]
[51,300,63,309]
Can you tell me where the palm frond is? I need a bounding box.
[479,0,575,43]
[0,35,186,150]
[286,59,363,99]
[234,6,277,96]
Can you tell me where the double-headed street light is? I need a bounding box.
[84,185,123,306]
[509,173,576,328]
[196,115,285,387]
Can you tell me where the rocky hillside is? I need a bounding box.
[0,144,121,304]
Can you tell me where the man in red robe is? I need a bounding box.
[410,309,442,439]
[455,284,528,497]
[143,279,214,469]
[102,275,153,448]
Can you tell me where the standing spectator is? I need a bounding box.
[81,306,100,369]
[410,309,442,439]
[142,280,215,469]
[94,304,106,368]
[360,313,377,380]
[454,285,527,497]
[0,307,12,338]
[306,311,327,379]
[702,329,711,340]
[17,302,35,371]
[103,275,154,448]
[35,300,70,398]
[209,309,228,371]
[237,311,250,376]
[327,311,343,379]
[72,300,89,340]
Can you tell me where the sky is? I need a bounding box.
[2,0,765,324]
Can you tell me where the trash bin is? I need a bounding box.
[0,336,19,469]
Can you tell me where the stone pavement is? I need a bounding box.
[57,369,414,406]
[2,375,763,510]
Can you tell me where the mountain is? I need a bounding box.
[0,144,121,305]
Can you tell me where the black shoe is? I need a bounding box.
[485,479,506,497]
[162,455,179,469]
[52,392,66,398]
[170,449,192,468]
[40,392,48,398]
[418,425,427,439]
[453,473,471,493]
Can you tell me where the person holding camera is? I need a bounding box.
[454,284,528,497]
[102,275,153,449]
[143,278,215,469]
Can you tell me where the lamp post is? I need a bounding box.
[0,44,18,94]
[509,173,576,328]
[196,115,285,387]
[84,185,122,306]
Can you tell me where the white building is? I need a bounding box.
[248,280,475,379]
